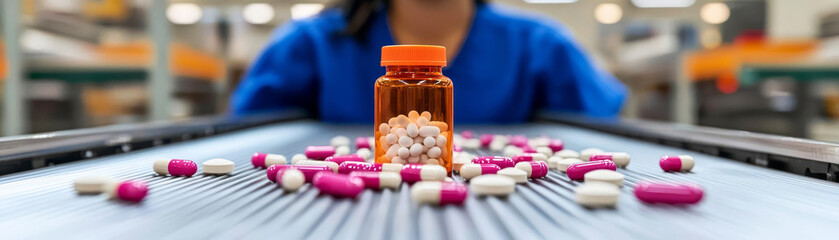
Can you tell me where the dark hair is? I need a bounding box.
[339,0,486,41]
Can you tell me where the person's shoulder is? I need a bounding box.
[480,4,572,38]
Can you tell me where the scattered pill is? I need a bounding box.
[512,153,547,163]
[251,153,287,168]
[461,131,474,139]
[584,170,624,187]
[291,154,308,165]
[356,136,371,149]
[305,146,336,160]
[453,144,463,152]
[472,156,515,169]
[580,148,605,161]
[460,163,501,180]
[510,135,528,148]
[203,158,235,175]
[266,165,331,182]
[325,155,365,165]
[536,147,553,159]
[515,161,549,178]
[497,167,527,183]
[634,182,704,204]
[153,159,197,177]
[74,176,114,194]
[566,160,617,181]
[400,164,446,183]
[338,162,402,174]
[575,182,619,208]
[335,146,351,156]
[350,171,401,189]
[453,154,472,172]
[462,139,481,150]
[296,160,339,173]
[547,156,561,169]
[590,153,631,168]
[313,172,365,198]
[554,149,580,159]
[276,169,305,192]
[479,134,494,147]
[557,158,584,172]
[411,181,467,205]
[522,145,537,154]
[105,180,148,202]
[331,135,351,147]
[659,155,695,172]
[548,139,564,152]
[503,146,523,158]
[489,141,505,152]
[470,175,515,196]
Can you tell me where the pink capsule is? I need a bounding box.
[313,172,365,198]
[325,155,365,165]
[515,161,549,178]
[510,135,529,148]
[153,159,197,177]
[659,155,695,172]
[338,162,403,174]
[522,145,537,154]
[634,182,704,204]
[461,131,474,139]
[276,169,305,191]
[355,137,371,149]
[251,152,287,168]
[471,156,515,169]
[548,139,564,152]
[266,165,331,182]
[411,182,468,205]
[305,146,336,160]
[453,145,463,152]
[108,180,148,202]
[349,171,402,189]
[479,134,494,147]
[512,153,546,163]
[566,160,617,181]
[459,163,501,180]
[400,164,447,183]
[590,152,630,168]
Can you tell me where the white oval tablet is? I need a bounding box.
[291,154,308,165]
[74,175,114,194]
[547,156,561,169]
[584,170,624,187]
[580,148,605,161]
[356,148,372,161]
[497,167,527,183]
[379,172,402,189]
[557,158,584,172]
[554,149,580,159]
[203,158,235,175]
[296,160,339,173]
[330,136,350,147]
[470,175,515,196]
[335,146,351,156]
[575,182,620,208]
[281,169,305,191]
[264,154,287,167]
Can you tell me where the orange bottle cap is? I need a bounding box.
[380,45,447,67]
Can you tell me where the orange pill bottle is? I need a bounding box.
[374,45,454,173]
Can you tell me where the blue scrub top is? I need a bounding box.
[231,4,627,123]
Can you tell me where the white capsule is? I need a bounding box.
[420,126,441,137]
[536,147,553,158]
[423,136,436,148]
[296,160,338,173]
[74,175,115,194]
[407,123,419,137]
[203,158,235,175]
[356,148,372,160]
[557,158,584,172]
[398,136,413,147]
[547,156,561,169]
[554,149,580,159]
[590,152,631,168]
[453,153,473,172]
[410,144,423,156]
[575,182,620,208]
[398,147,410,158]
[335,146,351,156]
[489,141,505,152]
[470,175,516,196]
[291,154,308,165]
[584,170,624,187]
[382,163,404,172]
[463,139,481,150]
[580,148,605,161]
[386,134,398,145]
[279,169,305,192]
[498,167,527,183]
[459,163,500,180]
[330,135,351,147]
[503,146,523,157]
[427,147,442,158]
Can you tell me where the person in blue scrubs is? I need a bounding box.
[231,0,626,123]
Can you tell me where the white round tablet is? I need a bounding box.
[203,158,235,175]
[497,167,527,183]
[584,170,624,187]
[554,149,580,159]
[575,182,620,208]
[470,175,515,196]
[74,175,115,194]
[557,158,584,172]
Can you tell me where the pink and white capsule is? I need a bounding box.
[589,152,630,168]
[411,181,468,205]
[479,134,494,147]
[400,164,447,183]
[313,172,365,198]
[276,169,305,191]
[566,160,617,181]
[251,152,287,168]
[296,160,339,173]
[548,139,564,152]
[660,155,695,172]
[515,161,549,178]
[338,162,403,174]
[459,164,501,180]
[153,159,197,176]
[356,136,371,149]
[512,153,547,163]
[106,180,148,202]
[266,165,331,183]
[634,182,703,204]
[349,171,401,189]
[471,156,515,169]
[325,155,365,165]
[305,146,336,160]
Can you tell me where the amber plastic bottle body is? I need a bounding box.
[374,66,454,172]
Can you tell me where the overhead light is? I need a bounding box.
[243,3,275,24]
[631,0,694,8]
[523,0,578,3]
[700,3,730,24]
[290,3,324,20]
[167,3,202,25]
[595,3,622,24]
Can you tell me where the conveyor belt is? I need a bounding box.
[2,121,838,239]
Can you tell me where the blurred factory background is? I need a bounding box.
[2,0,839,142]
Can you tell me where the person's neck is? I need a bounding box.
[389,0,475,62]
